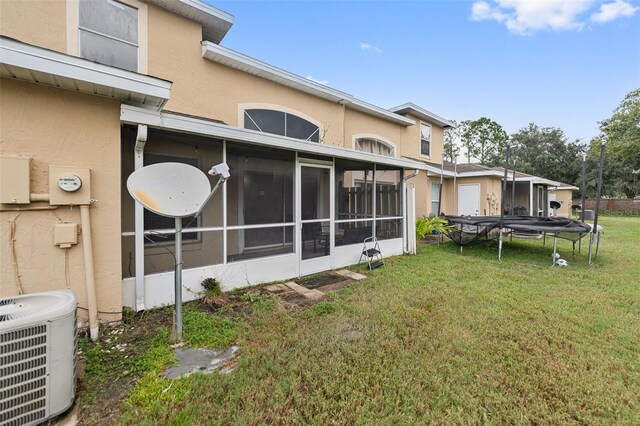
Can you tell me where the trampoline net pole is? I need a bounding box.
[590,142,605,265]
[499,146,510,261]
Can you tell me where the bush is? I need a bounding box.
[415,216,454,240]
[201,277,221,295]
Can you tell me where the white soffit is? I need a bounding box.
[0,37,172,110]
[201,42,415,127]
[146,0,233,43]
[389,103,454,128]
[121,105,426,170]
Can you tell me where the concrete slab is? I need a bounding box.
[283,281,325,301]
[264,283,290,293]
[335,269,367,280]
[163,345,239,379]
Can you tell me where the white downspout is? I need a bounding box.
[80,204,99,341]
[134,125,147,312]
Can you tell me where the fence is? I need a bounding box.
[572,198,640,216]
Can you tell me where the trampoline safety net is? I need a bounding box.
[444,215,592,247]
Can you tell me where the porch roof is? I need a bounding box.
[0,37,172,110]
[421,160,578,189]
[121,105,428,171]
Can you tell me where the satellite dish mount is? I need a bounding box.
[127,162,230,340]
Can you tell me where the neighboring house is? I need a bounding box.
[0,0,457,320]
[548,185,579,217]
[419,161,577,218]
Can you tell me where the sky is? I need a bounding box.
[210,0,640,144]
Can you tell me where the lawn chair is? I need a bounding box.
[359,236,384,270]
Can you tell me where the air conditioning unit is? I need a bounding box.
[0,290,77,426]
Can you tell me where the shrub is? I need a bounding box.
[201,277,221,295]
[415,216,454,240]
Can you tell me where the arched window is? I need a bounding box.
[355,137,395,157]
[244,109,320,142]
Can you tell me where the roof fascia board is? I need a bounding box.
[424,164,456,177]
[146,0,233,43]
[201,42,414,127]
[389,103,454,128]
[1,37,171,107]
[550,185,579,191]
[121,105,426,170]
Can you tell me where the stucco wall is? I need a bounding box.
[550,189,574,217]
[0,0,67,53]
[398,113,444,164]
[440,176,503,216]
[0,79,122,321]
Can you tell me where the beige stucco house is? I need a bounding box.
[1,0,465,329]
[418,161,578,218]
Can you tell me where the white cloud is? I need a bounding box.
[471,0,594,35]
[591,0,639,23]
[359,42,381,53]
[305,75,329,85]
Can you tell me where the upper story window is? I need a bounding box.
[355,138,395,157]
[244,109,320,142]
[420,123,431,156]
[79,0,138,72]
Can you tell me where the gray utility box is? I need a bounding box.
[583,210,595,220]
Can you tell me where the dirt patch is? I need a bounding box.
[74,308,173,425]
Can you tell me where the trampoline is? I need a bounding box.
[444,215,601,265]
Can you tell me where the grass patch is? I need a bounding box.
[81,217,639,424]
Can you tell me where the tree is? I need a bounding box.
[508,123,585,189]
[598,88,640,198]
[443,119,461,163]
[458,120,477,163]
[459,117,508,164]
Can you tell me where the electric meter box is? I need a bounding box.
[49,165,91,205]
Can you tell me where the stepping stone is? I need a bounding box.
[335,269,367,280]
[163,345,239,379]
[264,283,290,293]
[283,281,325,301]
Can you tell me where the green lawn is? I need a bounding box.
[84,217,640,425]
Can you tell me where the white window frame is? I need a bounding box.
[67,0,148,74]
[420,122,431,157]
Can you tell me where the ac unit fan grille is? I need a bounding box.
[0,324,48,426]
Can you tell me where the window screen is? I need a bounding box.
[79,0,138,72]
[226,143,294,257]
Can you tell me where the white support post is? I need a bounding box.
[406,184,416,255]
[134,124,147,312]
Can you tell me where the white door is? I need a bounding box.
[458,184,480,216]
[298,163,333,276]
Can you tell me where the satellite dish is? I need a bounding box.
[127,162,211,218]
[126,161,229,341]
